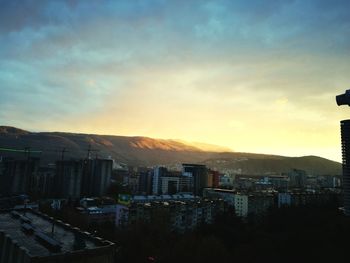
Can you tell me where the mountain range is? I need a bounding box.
[0,126,342,176]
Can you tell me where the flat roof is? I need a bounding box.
[0,209,113,257]
[205,188,236,193]
[182,163,206,167]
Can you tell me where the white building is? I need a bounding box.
[234,193,275,217]
[152,166,167,195]
[234,194,249,217]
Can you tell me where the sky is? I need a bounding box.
[1,0,350,162]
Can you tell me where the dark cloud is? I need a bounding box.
[0,0,54,33]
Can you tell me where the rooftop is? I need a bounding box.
[0,209,114,258]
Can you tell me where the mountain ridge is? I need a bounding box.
[0,126,342,176]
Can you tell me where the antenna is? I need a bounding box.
[0,147,42,157]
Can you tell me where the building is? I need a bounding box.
[152,166,168,195]
[54,159,112,199]
[132,193,198,203]
[317,175,342,189]
[0,209,116,263]
[203,188,236,206]
[278,191,341,208]
[78,197,117,225]
[81,159,112,197]
[341,120,350,216]
[265,176,289,191]
[138,170,153,195]
[37,166,55,198]
[115,204,129,227]
[287,169,307,189]
[234,193,275,217]
[0,195,29,210]
[0,157,40,196]
[54,160,83,199]
[219,174,234,188]
[278,192,292,208]
[161,176,179,194]
[235,177,256,190]
[118,199,225,233]
[179,176,192,192]
[182,164,208,196]
[210,170,220,188]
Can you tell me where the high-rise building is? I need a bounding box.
[152,166,167,195]
[341,120,350,216]
[0,157,40,196]
[161,176,179,194]
[54,160,83,199]
[287,169,307,189]
[211,170,220,188]
[81,159,113,197]
[37,166,55,198]
[336,90,350,216]
[182,164,208,196]
[54,159,112,199]
[179,176,193,193]
[138,170,153,195]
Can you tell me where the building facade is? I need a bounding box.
[152,166,167,195]
[81,159,112,197]
[182,164,208,196]
[55,160,83,199]
[0,157,40,196]
[234,193,275,217]
[341,120,350,216]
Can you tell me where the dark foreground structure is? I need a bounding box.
[0,209,116,263]
[341,120,350,216]
[337,90,350,216]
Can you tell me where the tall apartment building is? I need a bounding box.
[287,169,307,189]
[0,157,40,196]
[54,158,112,199]
[179,176,192,192]
[138,170,153,195]
[161,176,180,194]
[182,164,208,196]
[210,170,220,188]
[81,159,112,197]
[152,166,168,195]
[37,166,55,198]
[340,120,350,215]
[55,160,83,199]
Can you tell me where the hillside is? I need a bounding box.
[0,126,342,175]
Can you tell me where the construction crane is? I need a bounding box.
[0,147,42,159]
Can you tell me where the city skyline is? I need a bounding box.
[1,0,350,162]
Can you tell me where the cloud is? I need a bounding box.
[0,0,349,161]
